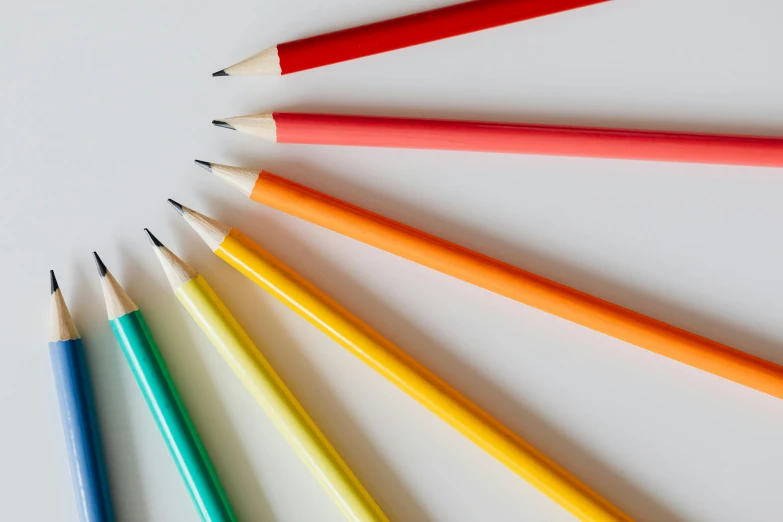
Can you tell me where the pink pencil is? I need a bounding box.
[213,112,783,167]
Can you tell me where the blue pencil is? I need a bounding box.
[49,271,114,522]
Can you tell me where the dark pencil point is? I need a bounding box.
[212,69,228,77]
[168,199,184,215]
[194,160,212,172]
[212,120,236,131]
[144,228,164,248]
[50,270,59,294]
[93,252,108,277]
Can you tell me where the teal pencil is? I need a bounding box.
[93,253,237,522]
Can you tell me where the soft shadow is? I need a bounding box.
[110,245,276,522]
[196,211,682,521]
[276,102,783,138]
[175,224,435,522]
[70,258,150,521]
[217,157,783,368]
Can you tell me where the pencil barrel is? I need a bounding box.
[109,311,236,522]
[273,112,783,167]
[175,275,388,522]
[49,339,115,522]
[279,0,610,74]
[249,172,783,399]
[217,230,630,522]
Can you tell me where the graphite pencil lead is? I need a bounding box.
[170,203,231,252]
[194,160,212,172]
[168,199,184,215]
[209,114,277,142]
[221,46,281,76]
[208,163,258,197]
[50,272,79,342]
[212,70,228,77]
[94,256,138,320]
[145,228,164,247]
[212,120,236,131]
[146,232,198,290]
[93,252,108,277]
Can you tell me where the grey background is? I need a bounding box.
[2,0,782,520]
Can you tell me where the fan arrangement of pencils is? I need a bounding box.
[46,2,783,521]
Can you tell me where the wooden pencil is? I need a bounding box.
[168,199,631,522]
[144,229,388,522]
[93,253,237,522]
[213,0,610,76]
[197,160,783,400]
[49,271,115,522]
[212,112,783,168]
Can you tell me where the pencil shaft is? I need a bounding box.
[175,275,388,522]
[215,229,630,522]
[246,171,783,399]
[279,0,609,74]
[273,112,783,167]
[49,339,115,522]
[108,311,236,522]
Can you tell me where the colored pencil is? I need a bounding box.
[49,271,115,522]
[212,0,610,76]
[197,160,783,400]
[144,229,388,522]
[93,253,237,522]
[212,111,783,168]
[168,200,631,522]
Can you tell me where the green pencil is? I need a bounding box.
[93,253,237,522]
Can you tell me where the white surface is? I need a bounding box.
[2,1,783,520]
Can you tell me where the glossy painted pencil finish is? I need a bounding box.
[206,165,783,400]
[49,274,114,522]
[108,310,237,522]
[146,227,386,521]
[219,0,610,76]
[277,0,609,74]
[176,206,630,522]
[94,255,236,522]
[252,112,783,167]
[176,274,388,522]
[50,340,115,522]
[49,271,114,522]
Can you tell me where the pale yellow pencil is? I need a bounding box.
[144,229,388,522]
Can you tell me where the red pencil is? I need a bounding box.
[212,111,783,168]
[213,0,611,76]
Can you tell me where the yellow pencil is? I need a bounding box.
[168,200,632,522]
[143,228,388,522]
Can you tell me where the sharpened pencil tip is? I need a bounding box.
[50,270,59,294]
[212,120,235,131]
[194,160,212,172]
[144,228,164,248]
[212,69,228,77]
[168,199,184,215]
[93,252,107,277]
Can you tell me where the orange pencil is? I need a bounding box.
[196,160,783,400]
